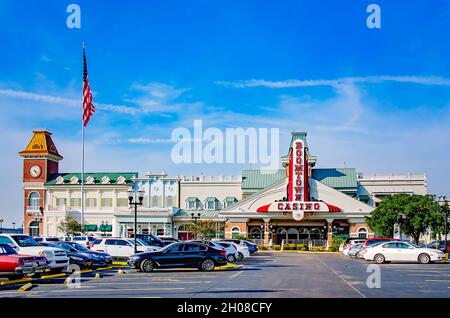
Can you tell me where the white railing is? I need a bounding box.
[180,175,242,182]
[358,173,426,181]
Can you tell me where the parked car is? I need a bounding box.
[0,234,69,272]
[135,234,169,247]
[39,242,93,269]
[422,241,450,253]
[339,238,366,253]
[362,241,445,264]
[0,244,47,278]
[360,238,396,249]
[188,240,238,263]
[71,236,97,249]
[91,238,159,258]
[222,239,259,254]
[347,243,363,258]
[63,241,112,268]
[128,242,227,272]
[215,241,249,260]
[34,237,61,243]
[126,238,161,251]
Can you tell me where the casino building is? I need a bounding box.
[19,130,427,246]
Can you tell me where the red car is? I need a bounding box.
[0,244,47,278]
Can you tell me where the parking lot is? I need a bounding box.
[0,252,449,298]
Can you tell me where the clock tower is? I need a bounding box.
[19,130,63,236]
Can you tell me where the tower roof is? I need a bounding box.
[19,129,63,160]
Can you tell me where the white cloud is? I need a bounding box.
[216,75,450,89]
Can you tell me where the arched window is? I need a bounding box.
[250,228,262,239]
[152,196,159,207]
[298,228,309,239]
[29,192,40,210]
[231,227,241,238]
[310,228,321,239]
[358,227,368,239]
[29,221,40,237]
[166,195,173,207]
[287,228,299,240]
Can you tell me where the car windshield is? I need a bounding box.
[70,242,89,251]
[12,235,40,247]
[136,239,148,246]
[56,243,78,253]
[0,244,17,255]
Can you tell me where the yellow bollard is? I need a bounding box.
[18,283,33,292]
[95,273,102,279]
[117,269,126,275]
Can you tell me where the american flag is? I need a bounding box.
[82,45,95,126]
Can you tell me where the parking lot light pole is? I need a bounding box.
[0,218,3,233]
[190,211,201,239]
[128,187,145,254]
[439,196,448,254]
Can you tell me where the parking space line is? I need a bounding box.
[231,271,244,279]
[318,259,367,298]
[425,279,450,283]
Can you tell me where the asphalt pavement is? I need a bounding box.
[0,252,449,298]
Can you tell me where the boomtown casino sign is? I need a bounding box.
[257,139,340,221]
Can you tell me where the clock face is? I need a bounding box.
[29,165,42,178]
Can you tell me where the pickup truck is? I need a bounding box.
[0,234,69,273]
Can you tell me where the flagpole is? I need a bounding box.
[81,42,85,230]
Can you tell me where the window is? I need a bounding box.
[157,229,164,236]
[28,192,40,210]
[358,228,368,239]
[29,222,40,238]
[184,243,200,252]
[86,198,97,208]
[0,236,14,245]
[166,196,173,207]
[188,201,197,210]
[287,228,299,240]
[117,198,128,207]
[56,198,67,206]
[102,198,112,207]
[231,227,241,238]
[167,244,183,253]
[383,242,397,249]
[152,196,159,207]
[396,242,411,249]
[206,201,215,210]
[70,198,81,207]
[250,228,262,239]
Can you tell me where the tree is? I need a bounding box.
[187,220,224,240]
[367,194,442,244]
[57,216,82,236]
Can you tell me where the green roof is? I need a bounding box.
[206,197,218,202]
[46,172,137,186]
[290,132,309,150]
[225,197,238,202]
[311,168,358,190]
[173,209,221,218]
[242,169,286,190]
[186,197,199,202]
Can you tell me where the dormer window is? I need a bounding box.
[55,176,65,184]
[116,176,126,185]
[186,197,199,210]
[85,176,95,184]
[70,176,79,184]
[101,176,110,184]
[205,197,218,210]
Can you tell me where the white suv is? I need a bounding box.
[0,234,69,272]
[91,238,159,258]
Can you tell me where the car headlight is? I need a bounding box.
[70,256,84,261]
[129,256,140,261]
[39,250,54,258]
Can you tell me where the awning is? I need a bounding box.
[99,224,112,232]
[82,224,97,231]
[358,195,370,201]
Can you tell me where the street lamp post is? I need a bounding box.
[128,187,145,254]
[439,196,448,254]
[190,210,201,239]
[0,218,3,233]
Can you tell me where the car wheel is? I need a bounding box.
[227,254,236,263]
[140,259,154,272]
[374,254,385,264]
[355,252,360,258]
[200,258,215,271]
[418,253,431,264]
[237,252,244,261]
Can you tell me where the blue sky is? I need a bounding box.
[1,1,450,226]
